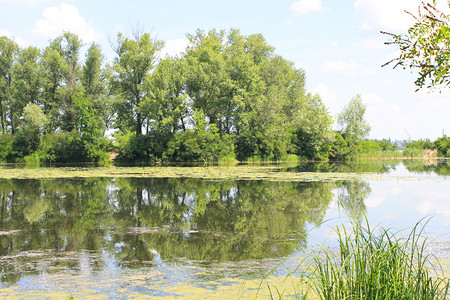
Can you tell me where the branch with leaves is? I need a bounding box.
[382,0,450,90]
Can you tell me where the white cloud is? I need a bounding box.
[354,0,450,32]
[32,3,104,43]
[291,0,322,15]
[0,29,29,47]
[360,92,385,106]
[160,38,188,58]
[415,190,450,215]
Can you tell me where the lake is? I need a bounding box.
[0,159,448,298]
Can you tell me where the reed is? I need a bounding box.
[308,219,449,299]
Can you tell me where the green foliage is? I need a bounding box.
[434,136,450,157]
[0,134,13,162]
[39,131,83,162]
[115,132,154,162]
[401,137,449,157]
[112,32,164,135]
[327,132,352,161]
[165,110,235,162]
[406,139,434,150]
[0,36,19,134]
[355,140,402,159]
[384,1,450,89]
[402,147,426,158]
[39,130,111,163]
[338,95,371,142]
[309,219,450,299]
[0,29,384,163]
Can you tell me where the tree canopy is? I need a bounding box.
[337,95,371,142]
[0,29,376,163]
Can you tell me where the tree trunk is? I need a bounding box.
[0,98,4,134]
[180,113,186,132]
[10,110,14,135]
[136,112,142,136]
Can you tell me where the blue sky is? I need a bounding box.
[1,0,449,140]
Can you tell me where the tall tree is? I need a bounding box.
[13,46,43,119]
[112,31,164,135]
[0,36,19,134]
[337,94,371,142]
[185,29,229,129]
[140,56,188,135]
[82,42,111,135]
[41,32,83,132]
[58,32,83,132]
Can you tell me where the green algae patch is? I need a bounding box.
[0,165,381,182]
[0,274,308,300]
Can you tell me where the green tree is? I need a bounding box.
[292,93,334,160]
[13,46,43,108]
[337,95,371,142]
[0,36,19,134]
[82,43,112,135]
[185,29,230,129]
[383,0,450,89]
[9,103,48,159]
[112,31,164,135]
[41,32,84,132]
[41,39,67,131]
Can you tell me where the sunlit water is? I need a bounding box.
[0,159,448,298]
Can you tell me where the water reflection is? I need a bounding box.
[337,181,371,221]
[286,159,449,176]
[0,178,344,284]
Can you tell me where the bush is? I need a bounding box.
[434,137,450,157]
[164,128,235,162]
[115,132,154,163]
[0,134,13,162]
[406,139,434,151]
[403,147,425,158]
[328,132,352,161]
[40,131,85,163]
[39,131,111,163]
[236,130,288,162]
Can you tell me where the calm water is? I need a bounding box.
[0,160,448,298]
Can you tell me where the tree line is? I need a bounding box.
[0,29,370,163]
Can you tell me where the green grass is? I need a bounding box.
[307,219,449,299]
[356,150,403,159]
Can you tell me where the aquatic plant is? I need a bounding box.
[308,219,449,300]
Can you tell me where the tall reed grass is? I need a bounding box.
[308,219,449,299]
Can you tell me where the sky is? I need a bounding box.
[0,0,449,141]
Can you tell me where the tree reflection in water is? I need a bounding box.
[0,177,371,284]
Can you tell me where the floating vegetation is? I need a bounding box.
[0,165,418,181]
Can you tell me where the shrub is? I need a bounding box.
[164,128,235,162]
[0,134,13,162]
[39,131,110,163]
[115,132,154,163]
[434,137,450,157]
[40,131,85,163]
